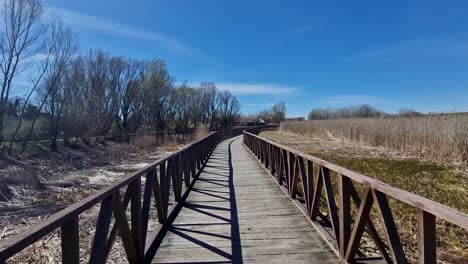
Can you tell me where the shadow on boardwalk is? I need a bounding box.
[152,137,338,263]
[153,138,244,263]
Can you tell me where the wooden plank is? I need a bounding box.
[112,192,139,263]
[141,170,154,249]
[270,144,275,175]
[345,188,373,262]
[277,148,284,185]
[104,186,133,262]
[417,210,436,264]
[322,167,340,247]
[130,179,143,259]
[372,189,407,263]
[310,166,324,219]
[306,160,314,215]
[152,167,166,224]
[349,184,392,263]
[89,195,113,263]
[0,130,231,261]
[153,136,339,263]
[61,217,79,264]
[339,175,351,258]
[184,150,191,187]
[243,131,468,230]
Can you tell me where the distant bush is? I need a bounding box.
[307,104,384,120]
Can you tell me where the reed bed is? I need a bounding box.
[281,114,468,163]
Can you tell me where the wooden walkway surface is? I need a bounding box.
[153,136,339,263]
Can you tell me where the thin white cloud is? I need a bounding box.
[216,83,298,95]
[348,34,468,63]
[321,95,383,105]
[47,6,199,56]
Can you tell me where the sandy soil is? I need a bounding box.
[0,141,178,243]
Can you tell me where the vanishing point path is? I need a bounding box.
[3,129,465,263]
[153,136,339,263]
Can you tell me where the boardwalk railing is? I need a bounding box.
[0,126,275,264]
[243,131,468,264]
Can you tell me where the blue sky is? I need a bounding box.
[46,0,468,117]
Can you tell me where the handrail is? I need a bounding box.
[243,131,468,263]
[0,126,276,263]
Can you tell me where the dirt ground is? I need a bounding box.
[0,138,187,244]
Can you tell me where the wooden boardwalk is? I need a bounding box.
[153,136,339,263]
[2,128,467,263]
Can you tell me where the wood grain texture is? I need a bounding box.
[153,136,339,263]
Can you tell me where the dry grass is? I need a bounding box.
[192,127,209,141]
[0,132,201,262]
[281,114,468,163]
[260,130,468,263]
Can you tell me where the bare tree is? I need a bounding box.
[0,0,44,145]
[142,59,173,131]
[217,90,240,128]
[307,105,384,120]
[23,17,78,151]
[116,58,145,137]
[199,82,218,129]
[61,57,88,142]
[256,109,272,123]
[271,101,286,123]
[7,24,53,154]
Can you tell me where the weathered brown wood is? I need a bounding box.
[297,156,309,210]
[349,183,392,263]
[306,160,314,214]
[129,179,143,259]
[243,131,468,231]
[289,152,298,198]
[184,150,191,187]
[345,188,373,262]
[282,150,289,188]
[155,163,168,223]
[112,192,139,263]
[418,210,436,264]
[310,166,324,219]
[321,167,340,247]
[190,148,196,178]
[0,127,274,262]
[141,170,154,248]
[270,144,275,175]
[90,195,113,263]
[242,131,468,263]
[177,153,183,191]
[61,217,79,264]
[278,148,286,185]
[339,175,351,259]
[104,185,133,262]
[275,146,281,177]
[372,189,407,263]
[154,136,339,263]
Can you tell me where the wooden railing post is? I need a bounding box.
[61,217,79,264]
[418,210,436,264]
[240,130,468,264]
[90,195,113,263]
[160,162,169,222]
[141,170,154,248]
[339,175,351,259]
[184,150,191,187]
[0,128,269,263]
[130,179,143,260]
